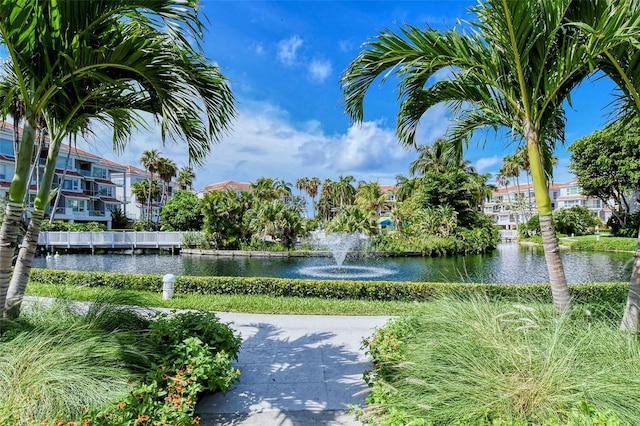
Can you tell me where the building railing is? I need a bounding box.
[38,231,185,249]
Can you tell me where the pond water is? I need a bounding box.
[32,243,635,284]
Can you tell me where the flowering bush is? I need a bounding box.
[51,312,241,425]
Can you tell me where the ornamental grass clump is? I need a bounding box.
[0,296,153,425]
[0,295,242,425]
[361,298,640,425]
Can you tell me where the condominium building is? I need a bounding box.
[483,182,562,229]
[484,180,615,228]
[0,122,178,228]
[555,180,614,222]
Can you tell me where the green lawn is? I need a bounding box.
[26,281,416,316]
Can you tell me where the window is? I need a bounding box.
[92,167,108,179]
[97,185,114,197]
[565,187,580,195]
[66,198,86,212]
[62,178,80,191]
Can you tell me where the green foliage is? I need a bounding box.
[554,206,601,236]
[109,207,130,229]
[327,205,379,235]
[182,231,211,249]
[160,190,203,231]
[607,211,640,238]
[132,219,160,231]
[377,209,499,255]
[201,189,251,249]
[28,268,629,305]
[569,118,640,217]
[6,304,243,426]
[519,214,541,238]
[41,221,107,232]
[149,311,241,361]
[360,299,640,425]
[245,198,305,249]
[561,236,636,253]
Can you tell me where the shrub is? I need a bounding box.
[608,211,640,238]
[29,268,629,306]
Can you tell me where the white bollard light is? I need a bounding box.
[162,274,176,300]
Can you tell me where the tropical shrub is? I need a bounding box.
[608,211,640,238]
[41,221,107,232]
[182,231,211,249]
[554,206,601,236]
[160,190,204,231]
[0,293,238,425]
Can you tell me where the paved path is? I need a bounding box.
[195,313,391,426]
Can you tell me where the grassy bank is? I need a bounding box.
[521,234,637,252]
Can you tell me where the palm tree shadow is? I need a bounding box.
[196,322,371,425]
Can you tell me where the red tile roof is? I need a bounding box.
[61,191,89,199]
[201,180,252,192]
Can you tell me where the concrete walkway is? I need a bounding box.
[195,313,391,426]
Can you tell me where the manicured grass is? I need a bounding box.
[559,234,636,252]
[26,281,417,316]
[361,297,640,425]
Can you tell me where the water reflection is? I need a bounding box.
[32,243,634,284]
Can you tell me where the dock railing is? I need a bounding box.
[38,231,185,250]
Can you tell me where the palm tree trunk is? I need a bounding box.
[0,119,37,317]
[0,201,24,316]
[4,209,44,318]
[4,136,63,318]
[620,228,640,332]
[527,131,571,314]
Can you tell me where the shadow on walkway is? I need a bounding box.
[196,320,375,426]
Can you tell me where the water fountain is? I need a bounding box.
[299,231,396,279]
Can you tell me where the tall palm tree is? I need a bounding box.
[140,150,161,224]
[341,0,638,314]
[335,175,356,211]
[307,177,321,218]
[156,157,178,205]
[0,0,235,318]
[176,166,196,191]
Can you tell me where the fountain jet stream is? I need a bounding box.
[302,231,395,279]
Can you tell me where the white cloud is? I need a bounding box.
[77,100,414,189]
[308,58,332,83]
[277,35,303,66]
[252,41,265,55]
[475,156,501,174]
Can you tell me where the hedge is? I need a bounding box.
[29,268,630,305]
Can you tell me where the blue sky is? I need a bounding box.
[31,1,626,189]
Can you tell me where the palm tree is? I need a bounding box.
[409,138,459,176]
[0,0,235,318]
[307,177,321,218]
[341,0,638,314]
[140,150,161,224]
[395,174,417,202]
[176,166,196,191]
[251,177,277,202]
[156,157,178,205]
[356,181,388,218]
[335,175,356,211]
